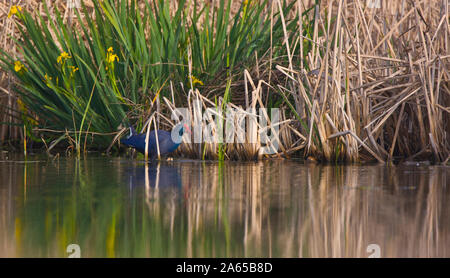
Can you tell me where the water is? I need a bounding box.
[0,155,449,257]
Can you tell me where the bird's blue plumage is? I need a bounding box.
[121,125,185,158]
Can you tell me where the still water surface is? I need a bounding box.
[0,155,449,257]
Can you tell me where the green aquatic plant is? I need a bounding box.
[0,1,130,150]
[0,0,299,153]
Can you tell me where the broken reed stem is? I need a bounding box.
[389,102,405,159]
[144,113,154,162]
[153,116,161,160]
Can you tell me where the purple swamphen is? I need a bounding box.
[121,123,190,158]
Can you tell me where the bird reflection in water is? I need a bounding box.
[124,163,184,219]
[125,163,182,189]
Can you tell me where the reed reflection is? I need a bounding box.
[143,162,450,257]
[0,158,449,257]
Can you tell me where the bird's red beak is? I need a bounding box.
[183,123,192,135]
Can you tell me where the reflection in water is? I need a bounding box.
[0,157,449,257]
[126,164,182,189]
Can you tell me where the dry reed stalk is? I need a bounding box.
[163,75,295,160]
[275,0,449,162]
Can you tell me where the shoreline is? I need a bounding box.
[1,146,447,166]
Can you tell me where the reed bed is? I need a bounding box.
[0,0,448,163]
[276,0,449,163]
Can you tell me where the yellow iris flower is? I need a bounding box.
[44,73,52,86]
[8,5,22,18]
[190,75,204,86]
[106,47,119,63]
[106,47,119,71]
[68,66,79,76]
[14,61,26,73]
[107,53,119,63]
[57,51,71,64]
